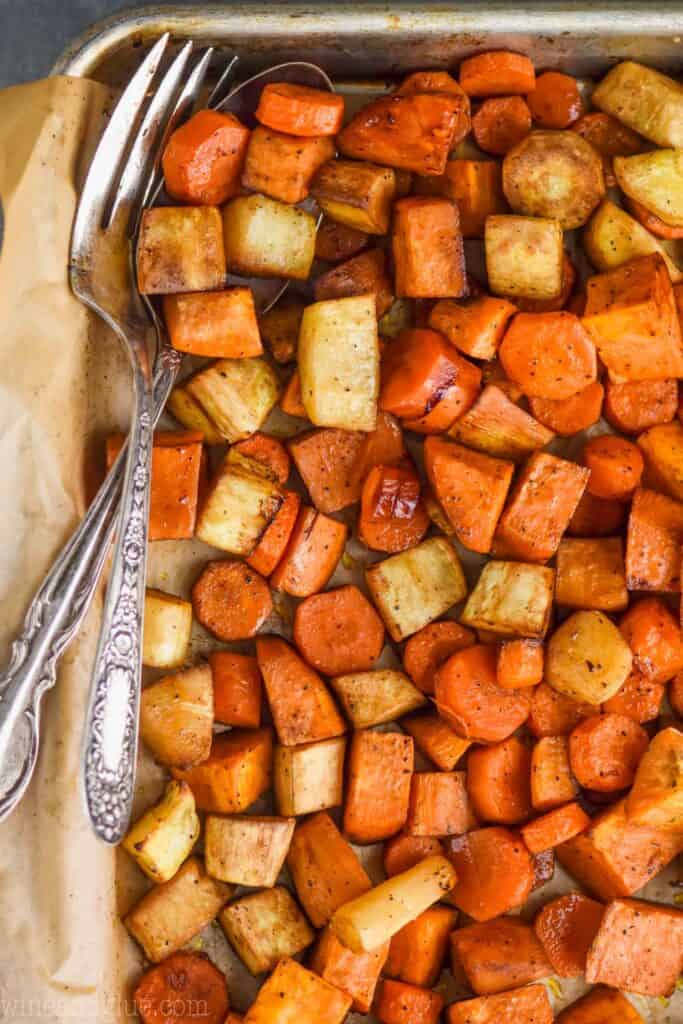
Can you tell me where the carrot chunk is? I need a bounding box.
[626,726,683,830]
[162,109,250,204]
[244,958,351,1024]
[602,667,664,723]
[472,96,531,155]
[445,826,535,921]
[163,288,261,359]
[134,951,229,1024]
[529,381,604,437]
[310,926,388,1014]
[494,452,589,563]
[451,917,551,995]
[459,51,536,97]
[499,311,597,400]
[424,436,513,554]
[293,585,384,675]
[416,159,508,237]
[527,71,584,128]
[270,505,347,597]
[406,771,472,837]
[447,985,552,1024]
[343,730,414,844]
[233,432,290,484]
[246,490,301,577]
[256,635,345,746]
[208,651,262,728]
[534,892,604,977]
[572,110,644,187]
[385,906,456,988]
[383,834,444,877]
[255,82,344,136]
[605,377,678,434]
[531,736,579,812]
[315,216,369,262]
[521,802,592,854]
[403,621,476,695]
[497,639,544,689]
[288,427,365,514]
[172,729,272,814]
[582,434,643,501]
[359,463,430,553]
[314,247,394,317]
[626,487,683,591]
[620,596,683,682]
[569,712,648,792]
[242,126,335,203]
[376,979,443,1024]
[567,490,626,537]
[392,196,466,299]
[467,736,532,824]
[430,295,516,361]
[528,683,595,738]
[191,560,272,642]
[435,644,531,744]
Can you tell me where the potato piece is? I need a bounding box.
[614,149,683,228]
[461,560,554,638]
[502,130,605,229]
[298,294,379,432]
[311,159,396,234]
[274,736,346,816]
[592,60,683,148]
[485,215,563,300]
[166,385,225,444]
[140,664,213,768]
[555,538,628,612]
[546,610,633,705]
[366,537,468,642]
[185,357,279,443]
[330,669,426,728]
[122,781,199,883]
[142,588,192,670]
[219,886,314,975]
[244,959,351,1024]
[205,815,294,887]
[583,200,683,283]
[124,857,232,963]
[222,193,317,280]
[137,206,226,294]
[625,727,683,831]
[172,729,273,814]
[449,384,554,462]
[330,855,456,954]
[195,451,284,555]
[259,296,305,364]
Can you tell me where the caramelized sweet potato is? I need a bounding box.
[242,126,335,204]
[445,826,535,921]
[466,736,532,825]
[435,644,531,744]
[556,986,645,1024]
[172,729,272,814]
[392,197,466,298]
[534,892,604,977]
[626,487,683,591]
[449,385,554,462]
[376,979,444,1024]
[310,926,388,1013]
[416,159,508,237]
[451,917,551,995]
[406,771,472,837]
[447,986,552,1024]
[460,51,536,97]
[343,730,414,843]
[385,906,456,988]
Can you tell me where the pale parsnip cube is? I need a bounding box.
[274,736,346,816]
[166,385,225,445]
[584,200,683,283]
[592,60,683,148]
[196,452,284,555]
[140,664,213,768]
[222,193,317,280]
[143,588,192,670]
[460,560,555,638]
[219,886,314,975]
[366,537,467,642]
[185,357,280,444]
[485,214,563,300]
[205,815,295,887]
[298,294,379,432]
[614,149,683,228]
[122,780,199,883]
[330,670,425,729]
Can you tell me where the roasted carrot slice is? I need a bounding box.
[397,70,470,102]
[529,381,604,437]
[527,71,584,128]
[406,772,472,837]
[602,667,664,723]
[172,729,272,814]
[191,560,272,641]
[429,295,516,361]
[310,926,388,1014]
[569,712,648,792]
[247,490,301,577]
[343,730,414,844]
[466,736,533,825]
[208,651,262,728]
[620,596,683,682]
[499,311,597,400]
[315,216,369,262]
[435,645,531,744]
[392,197,466,299]
[534,892,604,977]
[572,110,644,187]
[288,427,365,514]
[459,51,536,97]
[270,505,347,597]
[416,159,508,237]
[163,288,261,359]
[626,487,683,592]
[403,621,475,695]
[472,96,531,155]
[242,126,335,204]
[293,585,384,675]
[256,82,344,136]
[497,639,544,689]
[604,377,678,435]
[582,434,643,501]
[256,635,345,746]
[162,109,250,204]
[528,685,595,740]
[134,951,229,1024]
[445,826,535,921]
[385,906,456,988]
[383,834,444,877]
[531,736,579,812]
[376,979,444,1024]
[233,432,290,483]
[359,464,430,553]
[521,802,591,854]
[451,917,551,995]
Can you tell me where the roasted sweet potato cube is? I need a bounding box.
[331,669,425,729]
[582,253,683,382]
[446,984,552,1024]
[242,126,335,204]
[344,730,414,844]
[430,296,516,361]
[638,420,683,502]
[274,736,346,817]
[142,588,192,670]
[402,712,472,771]
[137,206,226,294]
[406,772,471,837]
[258,295,304,364]
[208,651,261,729]
[494,452,589,563]
[171,729,273,814]
[392,197,466,299]
[626,726,683,830]
[222,193,317,280]
[376,979,444,1024]
[106,431,203,541]
[204,815,294,887]
[585,897,683,996]
[287,811,372,927]
[485,214,563,301]
[451,917,551,996]
[531,736,579,812]
[140,664,213,768]
[124,857,232,963]
[134,952,229,1024]
[243,958,351,1024]
[163,287,261,358]
[461,560,555,638]
[219,887,314,975]
[556,985,645,1024]
[122,780,199,883]
[314,247,394,317]
[310,926,389,1014]
[311,159,397,234]
[625,487,683,591]
[448,385,554,462]
[556,797,682,901]
[555,537,628,612]
[385,905,456,988]
[288,427,365,514]
[416,160,508,237]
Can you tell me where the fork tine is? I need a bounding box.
[106,40,194,231]
[71,34,170,243]
[206,54,240,109]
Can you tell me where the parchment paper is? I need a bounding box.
[0,72,680,1024]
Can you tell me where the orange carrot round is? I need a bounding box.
[497,639,544,689]
[529,381,604,437]
[192,560,272,642]
[459,51,536,97]
[569,712,648,792]
[359,464,430,553]
[247,491,301,578]
[435,645,531,743]
[527,71,584,128]
[256,82,345,136]
[566,490,626,537]
[604,378,678,435]
[528,683,596,738]
[383,834,444,877]
[376,979,443,1024]
[445,826,535,921]
[472,96,531,155]
[293,584,385,675]
[403,620,476,695]
[162,109,250,205]
[499,312,597,400]
[233,432,291,483]
[466,736,533,825]
[380,328,481,422]
[134,952,229,1024]
[534,892,604,977]
[582,434,644,501]
[619,597,683,683]
[602,667,664,724]
[520,802,591,854]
